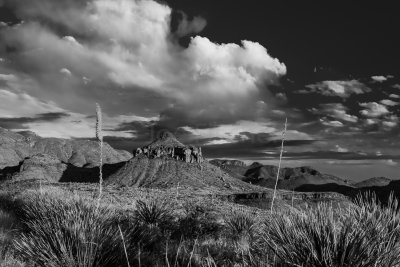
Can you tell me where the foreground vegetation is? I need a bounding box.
[0,187,400,266]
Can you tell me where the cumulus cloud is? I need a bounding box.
[360,102,390,118]
[371,75,390,82]
[0,0,286,126]
[319,118,344,127]
[335,145,349,153]
[175,12,207,37]
[304,80,370,98]
[389,94,400,99]
[380,99,398,106]
[315,103,358,123]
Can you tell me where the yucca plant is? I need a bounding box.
[12,193,124,267]
[95,103,104,209]
[264,192,400,267]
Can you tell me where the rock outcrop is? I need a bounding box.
[134,131,204,164]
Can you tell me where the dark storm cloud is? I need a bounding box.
[0,112,70,129]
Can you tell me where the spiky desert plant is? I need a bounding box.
[264,192,400,266]
[270,117,287,213]
[95,103,103,208]
[225,211,260,250]
[12,193,123,267]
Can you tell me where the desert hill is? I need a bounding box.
[209,159,248,180]
[0,127,131,169]
[0,127,131,182]
[353,177,392,188]
[105,132,263,192]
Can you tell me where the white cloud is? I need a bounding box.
[380,99,398,106]
[175,12,207,37]
[359,102,390,117]
[335,145,349,153]
[393,84,400,90]
[371,75,390,82]
[182,120,277,143]
[60,68,72,76]
[305,80,370,98]
[389,94,400,99]
[0,73,18,82]
[1,0,286,122]
[319,118,343,127]
[382,121,397,128]
[0,89,63,118]
[316,103,358,123]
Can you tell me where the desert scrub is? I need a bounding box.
[264,192,400,267]
[177,200,220,239]
[0,209,24,267]
[10,192,128,267]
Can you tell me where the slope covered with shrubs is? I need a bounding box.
[0,187,400,266]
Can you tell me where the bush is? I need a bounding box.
[11,193,125,267]
[264,192,400,266]
[177,201,220,239]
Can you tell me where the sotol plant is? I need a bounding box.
[96,103,103,208]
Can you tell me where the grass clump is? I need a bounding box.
[265,192,400,266]
[11,192,124,267]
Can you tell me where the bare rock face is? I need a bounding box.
[12,153,67,182]
[134,131,204,164]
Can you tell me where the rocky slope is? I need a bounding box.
[105,132,263,192]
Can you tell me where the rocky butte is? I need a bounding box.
[134,131,204,164]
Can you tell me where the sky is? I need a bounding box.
[0,0,399,181]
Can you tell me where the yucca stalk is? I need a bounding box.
[270,117,287,213]
[96,103,103,209]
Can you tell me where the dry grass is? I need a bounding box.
[1,184,400,266]
[0,210,24,267]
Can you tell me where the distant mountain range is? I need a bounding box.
[209,159,397,193]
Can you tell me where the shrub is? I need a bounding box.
[264,192,400,267]
[177,201,220,239]
[11,193,125,267]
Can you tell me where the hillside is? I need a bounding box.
[243,164,350,190]
[209,159,248,180]
[106,132,265,192]
[0,127,132,182]
[353,177,392,188]
[0,127,132,169]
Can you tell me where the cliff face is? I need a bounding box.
[134,131,204,164]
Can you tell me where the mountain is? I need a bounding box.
[0,127,132,169]
[209,159,351,191]
[353,177,392,188]
[209,159,248,180]
[0,127,132,182]
[105,132,262,192]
